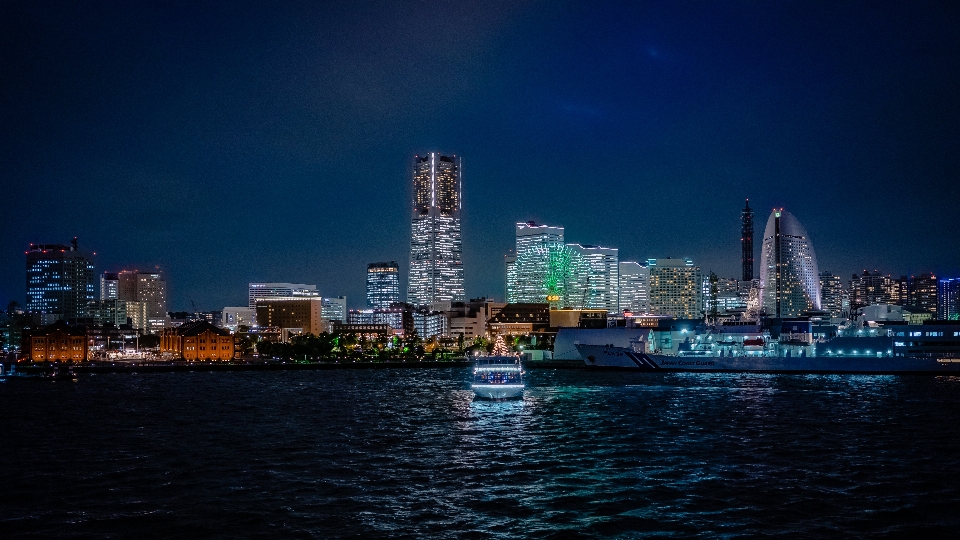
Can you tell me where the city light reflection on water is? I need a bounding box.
[3,368,960,538]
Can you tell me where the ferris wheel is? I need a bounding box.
[513,243,586,308]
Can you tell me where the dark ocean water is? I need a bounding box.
[3,368,960,538]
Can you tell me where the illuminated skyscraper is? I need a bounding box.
[248,283,318,309]
[819,271,845,317]
[618,261,650,314]
[100,272,119,301]
[938,278,960,320]
[741,199,754,281]
[759,209,821,317]
[408,153,464,305]
[848,271,901,311]
[118,270,169,332]
[569,244,619,313]
[908,272,938,314]
[506,222,564,303]
[322,296,347,323]
[367,261,400,309]
[25,238,95,320]
[647,258,702,319]
[515,222,564,256]
[255,298,324,337]
[702,276,748,315]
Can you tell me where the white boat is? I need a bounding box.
[471,356,524,399]
[574,320,960,374]
[576,341,960,375]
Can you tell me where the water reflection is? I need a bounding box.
[5,368,960,538]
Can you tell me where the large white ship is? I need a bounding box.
[574,320,960,375]
[576,343,960,374]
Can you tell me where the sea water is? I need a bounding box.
[2,369,959,538]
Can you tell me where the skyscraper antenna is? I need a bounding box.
[740,199,754,281]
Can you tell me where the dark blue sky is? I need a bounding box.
[2,1,959,310]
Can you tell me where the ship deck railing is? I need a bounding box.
[473,357,521,366]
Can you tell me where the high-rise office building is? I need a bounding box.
[759,209,821,317]
[348,307,407,333]
[100,272,119,301]
[506,222,565,304]
[413,310,449,339]
[889,276,908,306]
[255,298,324,338]
[366,262,400,309]
[908,273,938,314]
[124,272,167,318]
[124,301,148,332]
[703,276,748,315]
[741,199,754,281]
[25,239,96,320]
[504,251,516,303]
[408,153,464,306]
[116,271,137,302]
[248,283,318,308]
[569,244,619,313]
[819,271,845,318]
[88,300,128,326]
[322,296,347,323]
[849,271,903,312]
[647,258,703,319]
[107,270,169,332]
[618,261,650,314]
[938,278,960,321]
[515,222,564,257]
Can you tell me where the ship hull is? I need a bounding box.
[576,344,960,375]
[472,384,524,400]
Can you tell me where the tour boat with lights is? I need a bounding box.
[471,355,525,399]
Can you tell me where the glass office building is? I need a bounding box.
[408,153,464,306]
[367,262,400,309]
[26,240,96,320]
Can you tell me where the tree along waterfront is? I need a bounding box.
[246,331,551,363]
[251,331,452,362]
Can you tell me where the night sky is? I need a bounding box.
[2,1,959,311]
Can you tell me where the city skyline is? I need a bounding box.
[2,2,959,310]
[10,189,960,313]
[8,200,959,313]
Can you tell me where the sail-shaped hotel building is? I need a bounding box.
[759,209,822,317]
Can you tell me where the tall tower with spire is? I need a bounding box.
[740,199,754,282]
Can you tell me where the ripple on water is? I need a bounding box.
[2,369,960,538]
